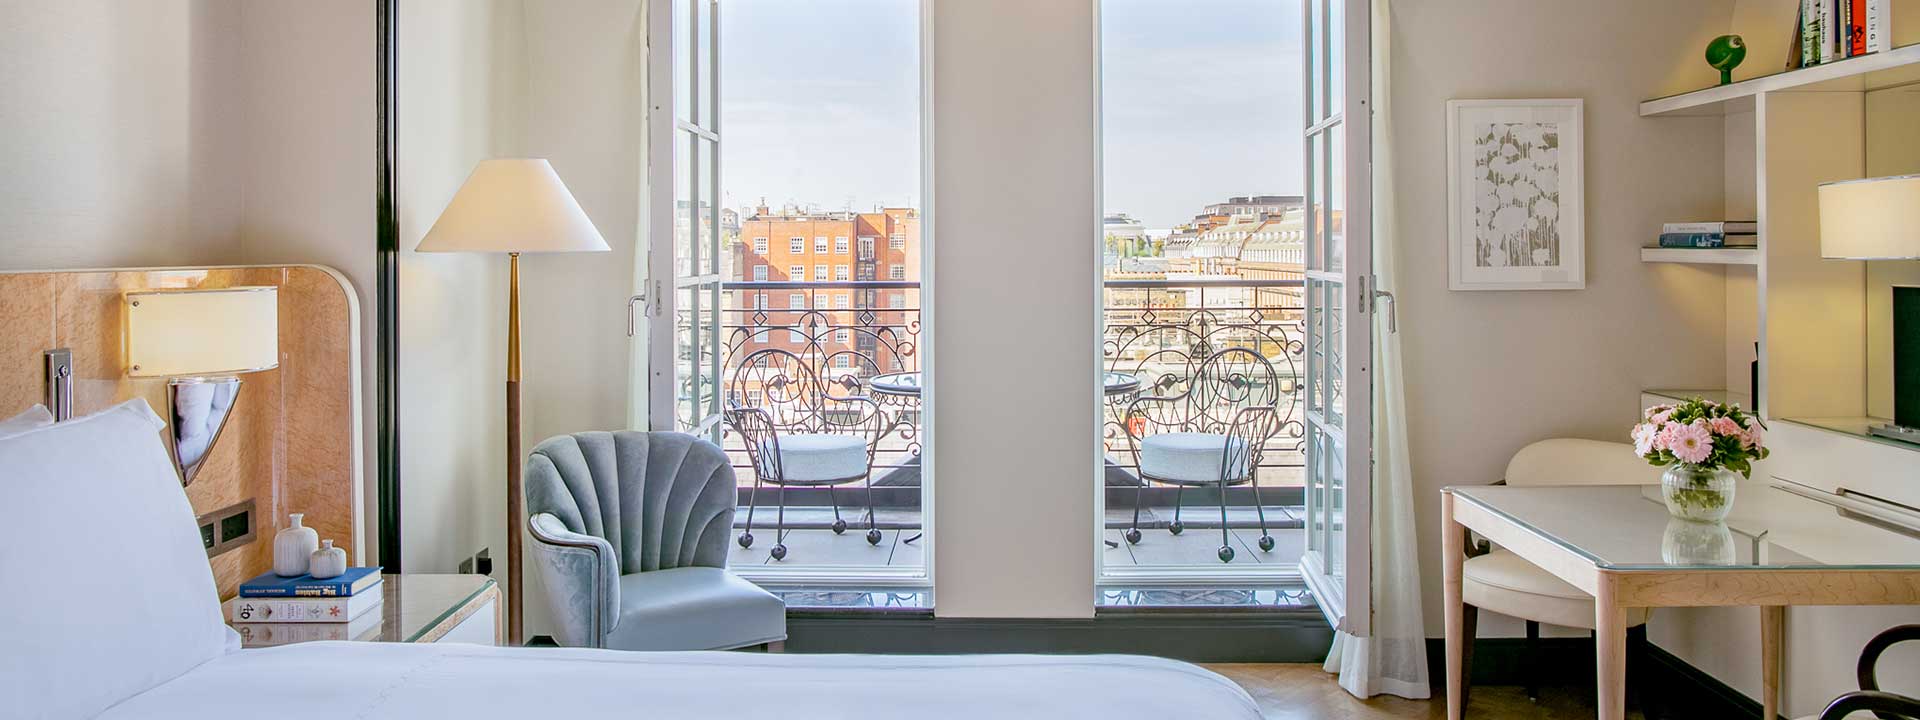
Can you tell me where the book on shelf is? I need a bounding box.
[1658,232,1758,249]
[226,587,383,624]
[1866,0,1890,54]
[230,609,384,647]
[238,567,382,598]
[1799,0,1888,65]
[1663,221,1757,235]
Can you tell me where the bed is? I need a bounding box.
[1,400,1263,720]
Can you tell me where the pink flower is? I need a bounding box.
[1742,422,1765,450]
[1631,423,1659,456]
[1709,416,1743,438]
[1661,421,1713,464]
[1648,409,1674,426]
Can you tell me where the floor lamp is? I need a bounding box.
[417,158,609,645]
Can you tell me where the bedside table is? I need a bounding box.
[231,574,501,648]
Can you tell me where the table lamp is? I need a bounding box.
[417,158,610,645]
[1819,173,1920,444]
[126,286,280,485]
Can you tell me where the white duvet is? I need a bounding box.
[102,642,1264,719]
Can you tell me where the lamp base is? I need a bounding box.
[1867,423,1920,446]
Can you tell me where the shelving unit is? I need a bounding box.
[1637,40,1920,494]
[1639,247,1759,265]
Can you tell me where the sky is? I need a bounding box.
[720,0,1303,231]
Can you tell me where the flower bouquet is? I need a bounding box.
[1631,398,1768,521]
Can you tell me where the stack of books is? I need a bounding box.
[1658,221,1758,249]
[225,567,384,646]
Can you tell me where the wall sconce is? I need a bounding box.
[126,287,279,485]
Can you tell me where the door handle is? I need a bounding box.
[1374,287,1397,334]
[627,293,646,337]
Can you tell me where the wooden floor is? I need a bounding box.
[1205,664,1649,719]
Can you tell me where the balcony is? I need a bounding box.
[711,279,1307,577]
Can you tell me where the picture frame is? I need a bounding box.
[1446,98,1585,291]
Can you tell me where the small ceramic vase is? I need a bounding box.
[273,513,319,577]
[308,539,348,579]
[1706,34,1747,86]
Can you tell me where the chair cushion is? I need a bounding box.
[1139,432,1247,483]
[1463,550,1650,630]
[774,433,868,483]
[603,567,786,651]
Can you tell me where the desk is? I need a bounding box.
[1441,483,1920,720]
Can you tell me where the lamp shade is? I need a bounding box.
[126,287,279,377]
[1819,174,1920,259]
[416,158,611,254]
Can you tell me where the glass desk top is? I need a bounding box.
[1448,483,1920,572]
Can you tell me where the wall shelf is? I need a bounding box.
[1641,44,1920,117]
[1640,247,1760,265]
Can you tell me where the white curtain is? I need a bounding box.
[1323,0,1430,700]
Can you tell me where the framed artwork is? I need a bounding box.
[1446,98,1585,291]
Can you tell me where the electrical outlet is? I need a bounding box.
[475,548,492,576]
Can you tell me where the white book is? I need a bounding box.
[226,583,383,624]
[231,609,384,647]
[1663,221,1758,234]
[1867,0,1890,53]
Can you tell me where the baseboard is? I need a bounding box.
[784,607,1333,662]
[1421,638,1766,719]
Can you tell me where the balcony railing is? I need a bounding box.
[714,279,1306,499]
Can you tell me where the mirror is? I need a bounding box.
[167,377,240,486]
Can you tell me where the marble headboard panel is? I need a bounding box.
[0,266,361,599]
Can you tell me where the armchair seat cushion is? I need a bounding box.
[1463,550,1650,630]
[1139,432,1248,484]
[773,433,868,483]
[603,567,787,651]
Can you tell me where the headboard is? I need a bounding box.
[0,266,362,598]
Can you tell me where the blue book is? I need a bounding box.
[238,567,383,598]
[1658,232,1726,248]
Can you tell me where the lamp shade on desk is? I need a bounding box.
[1819,174,1920,260]
[416,159,610,254]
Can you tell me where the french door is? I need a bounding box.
[1299,0,1373,637]
[646,0,725,438]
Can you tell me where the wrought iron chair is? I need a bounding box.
[725,347,898,561]
[1121,347,1284,562]
[1807,625,1920,720]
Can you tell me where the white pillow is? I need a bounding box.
[0,399,236,719]
[0,404,54,439]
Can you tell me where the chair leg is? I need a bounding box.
[1248,470,1274,552]
[1215,479,1235,563]
[1125,478,1145,545]
[862,476,882,545]
[828,485,846,534]
[1460,603,1480,710]
[1525,620,1541,702]
[1170,485,1186,535]
[771,483,788,561]
[739,473,762,549]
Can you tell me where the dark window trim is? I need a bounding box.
[375,0,402,570]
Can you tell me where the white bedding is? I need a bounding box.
[102,642,1263,719]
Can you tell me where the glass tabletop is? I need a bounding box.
[1449,483,1920,571]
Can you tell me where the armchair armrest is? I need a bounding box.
[527,513,620,648]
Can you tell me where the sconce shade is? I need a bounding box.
[126,287,279,377]
[1820,174,1920,259]
[415,159,611,254]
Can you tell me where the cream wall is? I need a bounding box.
[928,0,1100,618]
[0,0,245,269]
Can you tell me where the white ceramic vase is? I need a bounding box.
[308,539,347,579]
[273,513,319,577]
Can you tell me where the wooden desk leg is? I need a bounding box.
[1761,606,1783,720]
[1442,492,1465,720]
[1594,576,1627,720]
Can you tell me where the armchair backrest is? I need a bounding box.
[1505,438,1658,487]
[524,430,736,573]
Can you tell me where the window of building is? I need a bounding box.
[789,265,805,281]
[836,294,850,309]
[889,234,906,250]
[787,292,804,309]
[835,236,849,254]
[889,295,906,309]
[753,237,769,254]
[835,329,850,343]
[834,265,850,281]
[815,263,828,281]
[790,329,806,343]
[833,355,851,368]
[754,328,769,342]
[790,237,806,253]
[753,265,768,281]
[814,294,828,309]
[858,237,875,259]
[888,266,906,280]
[815,236,829,253]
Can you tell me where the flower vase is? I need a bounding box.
[308,539,348,579]
[273,513,319,577]
[1660,464,1737,522]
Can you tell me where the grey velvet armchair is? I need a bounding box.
[524,430,786,651]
